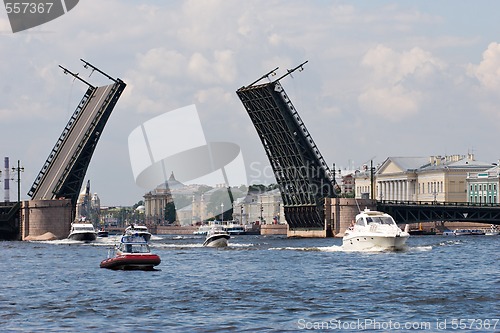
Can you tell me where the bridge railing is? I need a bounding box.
[28,86,96,199]
[378,200,500,208]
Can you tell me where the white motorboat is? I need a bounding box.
[68,221,97,242]
[124,224,152,242]
[452,229,485,236]
[193,224,213,235]
[342,209,409,251]
[485,225,499,236]
[223,222,246,235]
[203,226,230,247]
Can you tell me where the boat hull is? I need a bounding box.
[97,231,109,237]
[342,234,409,251]
[68,232,97,242]
[100,254,161,270]
[203,234,230,247]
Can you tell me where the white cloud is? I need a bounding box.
[467,42,500,91]
[361,44,445,84]
[358,86,420,121]
[358,44,444,120]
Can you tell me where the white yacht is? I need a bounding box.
[124,224,152,242]
[203,226,230,247]
[193,224,213,235]
[342,209,409,251]
[223,222,246,235]
[68,220,97,242]
[485,225,499,236]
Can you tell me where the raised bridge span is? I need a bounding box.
[236,62,338,232]
[236,62,500,233]
[28,60,126,209]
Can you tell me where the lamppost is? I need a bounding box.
[12,160,24,203]
[221,203,224,223]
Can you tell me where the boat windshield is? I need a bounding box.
[74,226,95,231]
[120,243,150,253]
[366,216,395,225]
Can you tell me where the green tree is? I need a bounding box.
[164,201,176,224]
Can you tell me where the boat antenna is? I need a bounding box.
[354,197,361,213]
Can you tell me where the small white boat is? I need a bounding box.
[68,220,97,242]
[342,209,409,251]
[203,226,230,247]
[124,224,152,242]
[453,229,485,236]
[223,222,246,235]
[484,225,499,236]
[193,224,213,235]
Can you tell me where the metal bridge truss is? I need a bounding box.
[378,201,500,225]
[236,62,337,230]
[28,60,126,208]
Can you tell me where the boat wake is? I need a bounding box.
[152,243,204,249]
[151,242,255,249]
[268,245,343,252]
[269,245,432,253]
[31,236,121,246]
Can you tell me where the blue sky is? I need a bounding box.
[2,1,500,205]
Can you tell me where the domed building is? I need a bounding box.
[143,172,181,225]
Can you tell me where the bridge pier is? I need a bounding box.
[285,198,376,238]
[326,198,376,237]
[21,199,73,240]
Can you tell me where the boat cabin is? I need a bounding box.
[117,235,151,254]
[355,210,396,227]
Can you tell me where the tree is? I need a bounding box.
[164,201,176,224]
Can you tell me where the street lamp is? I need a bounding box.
[11,160,24,203]
[221,202,224,223]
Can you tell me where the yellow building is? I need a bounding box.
[355,154,494,203]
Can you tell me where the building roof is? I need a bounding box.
[420,156,494,172]
[389,157,430,171]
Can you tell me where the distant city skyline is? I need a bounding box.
[2,1,500,205]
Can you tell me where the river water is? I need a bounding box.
[0,234,498,332]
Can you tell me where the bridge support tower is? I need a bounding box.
[21,199,73,240]
[325,198,376,238]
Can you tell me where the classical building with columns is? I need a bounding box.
[355,154,494,203]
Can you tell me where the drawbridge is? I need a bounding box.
[28,60,126,209]
[236,62,337,231]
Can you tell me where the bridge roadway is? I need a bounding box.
[377,200,500,225]
[31,84,115,200]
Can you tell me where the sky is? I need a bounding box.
[2,0,500,206]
